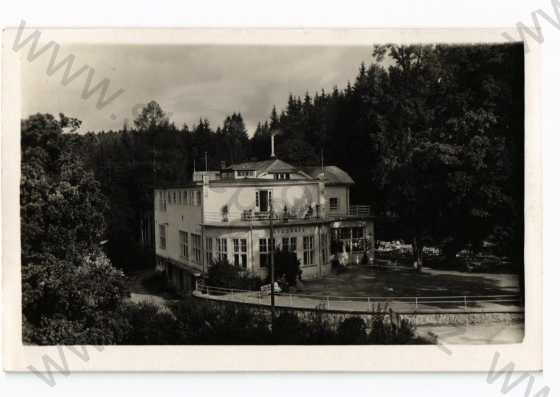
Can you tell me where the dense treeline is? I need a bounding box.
[21,44,524,342]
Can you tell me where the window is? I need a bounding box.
[159,191,167,211]
[256,190,272,212]
[303,235,315,266]
[191,234,202,265]
[331,227,366,253]
[233,238,248,268]
[273,173,290,180]
[329,197,339,211]
[195,190,202,206]
[217,238,228,261]
[183,191,188,205]
[179,231,188,259]
[237,170,254,178]
[205,237,213,265]
[159,225,166,250]
[282,237,297,252]
[259,238,275,267]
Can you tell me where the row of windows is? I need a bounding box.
[237,170,255,178]
[273,172,290,180]
[158,189,201,210]
[177,231,202,264]
[259,236,315,267]
[159,227,324,269]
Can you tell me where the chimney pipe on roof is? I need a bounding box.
[270,133,276,158]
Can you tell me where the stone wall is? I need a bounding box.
[193,295,524,329]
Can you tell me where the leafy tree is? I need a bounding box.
[219,113,250,164]
[21,113,129,344]
[133,100,171,131]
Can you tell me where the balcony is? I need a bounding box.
[202,204,372,226]
[348,205,371,217]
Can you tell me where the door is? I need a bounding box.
[258,190,270,212]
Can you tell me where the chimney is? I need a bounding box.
[270,133,276,158]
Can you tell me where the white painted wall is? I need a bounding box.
[203,180,324,222]
[325,185,350,216]
[154,188,204,271]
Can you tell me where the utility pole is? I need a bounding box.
[269,206,275,326]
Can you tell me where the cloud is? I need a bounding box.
[22,44,376,135]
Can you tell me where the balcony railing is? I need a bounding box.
[203,204,372,224]
[348,205,371,217]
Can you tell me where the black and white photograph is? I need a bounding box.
[1,25,544,377]
[14,38,526,346]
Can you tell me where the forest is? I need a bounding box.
[20,44,524,343]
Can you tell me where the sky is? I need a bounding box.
[22,44,379,135]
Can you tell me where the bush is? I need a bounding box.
[273,250,301,286]
[304,307,337,344]
[141,270,179,296]
[336,317,368,344]
[207,259,262,290]
[168,297,271,344]
[121,302,179,345]
[368,310,421,344]
[272,312,306,344]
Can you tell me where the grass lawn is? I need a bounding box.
[301,265,521,298]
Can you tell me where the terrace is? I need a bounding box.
[202,204,373,227]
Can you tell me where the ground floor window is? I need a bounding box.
[159,224,166,249]
[179,231,189,259]
[259,238,275,267]
[205,237,213,265]
[303,235,315,266]
[191,234,202,265]
[233,238,248,268]
[282,236,297,252]
[321,232,328,265]
[331,226,366,253]
[217,238,228,261]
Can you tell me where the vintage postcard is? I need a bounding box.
[1,27,542,372]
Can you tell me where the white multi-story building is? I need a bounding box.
[154,138,374,292]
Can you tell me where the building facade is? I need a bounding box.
[154,144,374,292]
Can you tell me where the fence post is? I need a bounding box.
[368,297,372,311]
[290,294,294,307]
[326,296,330,310]
[206,285,209,295]
[415,297,418,310]
[464,296,467,311]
